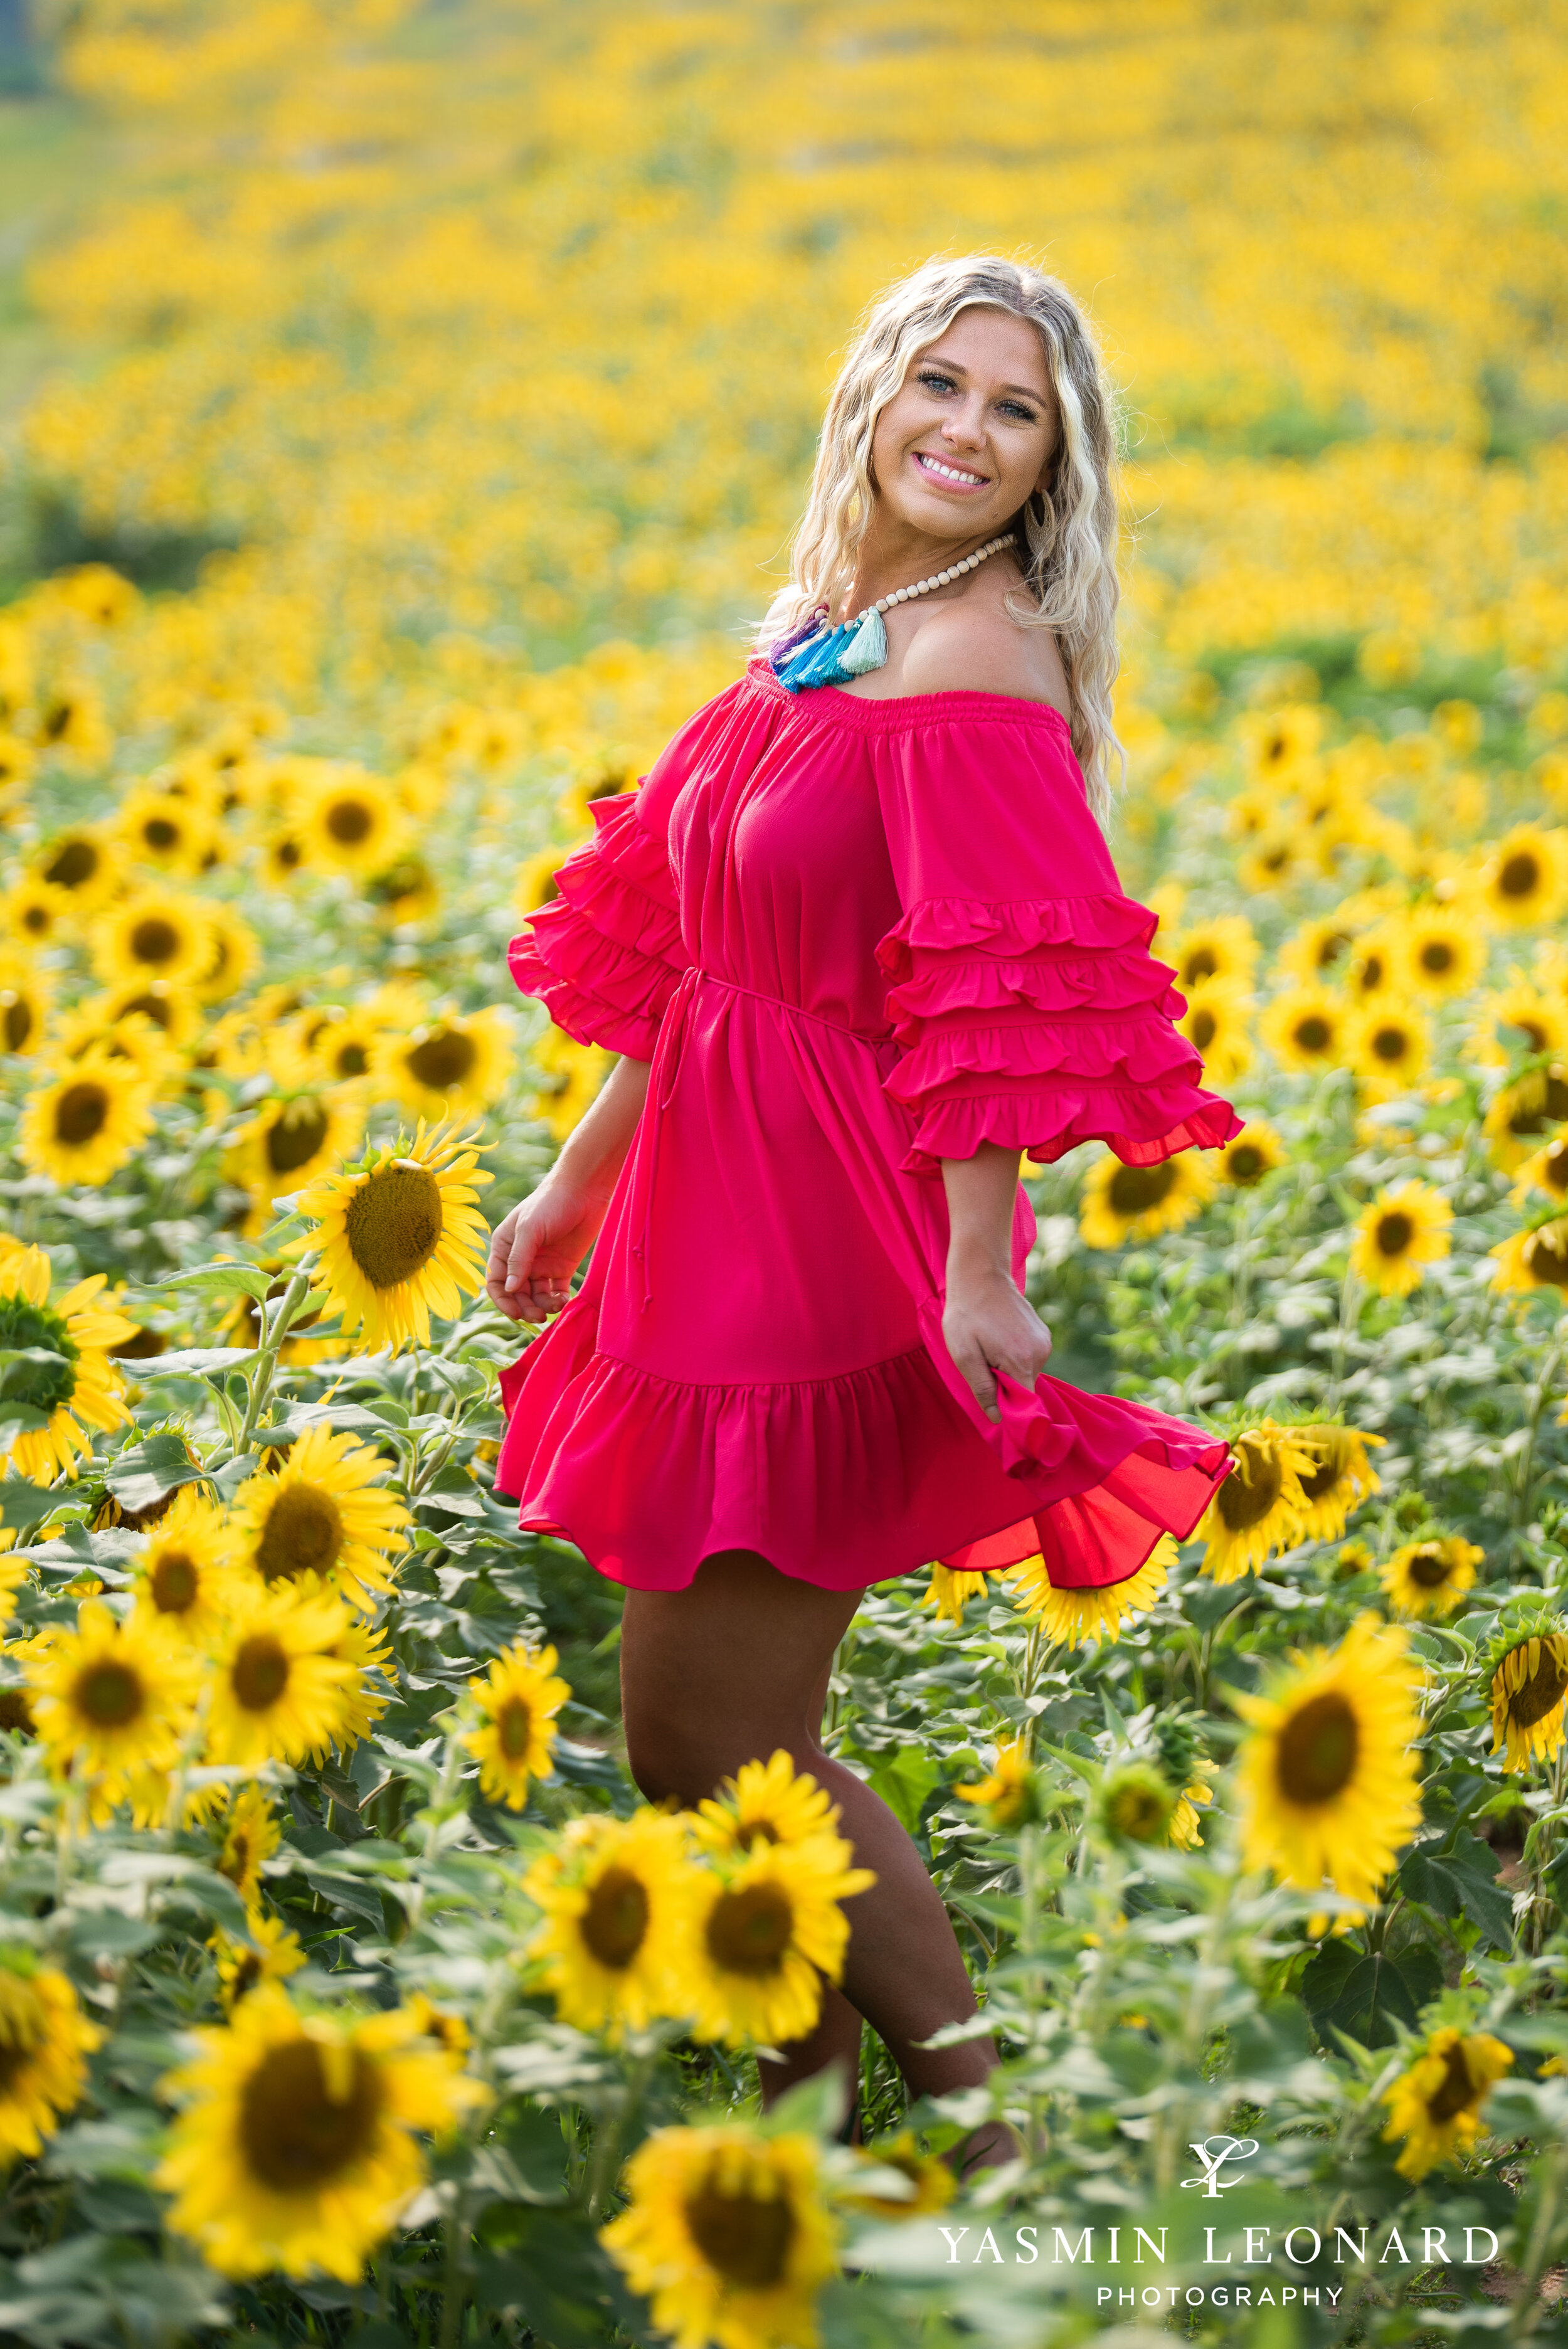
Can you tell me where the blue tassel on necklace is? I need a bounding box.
[770,604,888,694]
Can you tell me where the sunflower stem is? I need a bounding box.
[228,1259,315,1462]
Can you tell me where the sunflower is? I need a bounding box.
[130,1484,240,1643]
[1491,1216,1568,1300]
[462,1638,571,1809]
[302,1613,392,1764]
[34,825,120,916]
[514,846,569,921]
[1381,1535,1483,1622]
[92,889,215,987]
[524,1809,701,2036]
[1471,984,1568,1071]
[18,1056,157,1189]
[211,1914,306,2013]
[1239,703,1325,782]
[204,1586,361,1769]
[1382,2028,1514,2182]
[0,952,50,1057]
[0,733,34,787]
[3,879,72,948]
[1167,916,1259,994]
[1007,1537,1174,1647]
[230,1072,366,1233]
[216,1784,282,1907]
[1278,914,1359,986]
[299,1007,384,1086]
[1168,1778,1214,1851]
[1349,1180,1453,1298]
[0,1242,136,1480]
[955,1737,1044,1829]
[230,1425,409,1612]
[0,1961,103,2168]
[295,1123,492,1355]
[1178,981,1253,1082]
[1348,998,1430,1100]
[113,787,217,876]
[1396,908,1488,999]
[195,904,262,1004]
[1293,1424,1385,1543]
[1510,1133,1568,1209]
[260,829,309,888]
[1237,829,1308,894]
[1480,827,1568,928]
[1260,985,1350,1075]
[1078,1152,1216,1249]
[1487,1618,1568,1773]
[1347,928,1400,1000]
[374,1007,513,1123]
[367,856,440,925]
[1234,1613,1424,1910]
[155,1985,484,2282]
[525,1029,614,1140]
[843,2131,956,2221]
[53,999,177,1090]
[1216,1121,1287,1187]
[1484,1065,1568,1170]
[693,1751,853,1865]
[1096,1761,1177,1847]
[1196,1423,1315,1584]
[921,1562,988,1622]
[601,2124,838,2349]
[25,1598,199,1804]
[298,768,410,879]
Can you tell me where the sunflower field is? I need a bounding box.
[2,3,1568,2345]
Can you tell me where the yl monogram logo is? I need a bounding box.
[1180,2135,1261,2198]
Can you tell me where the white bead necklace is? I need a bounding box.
[769,533,1017,694]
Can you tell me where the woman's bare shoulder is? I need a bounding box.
[899,580,1070,713]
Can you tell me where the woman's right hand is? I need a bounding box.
[484,1181,610,1323]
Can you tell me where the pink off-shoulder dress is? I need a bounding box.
[496,660,1241,1596]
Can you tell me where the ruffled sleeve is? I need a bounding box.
[872,704,1242,1179]
[508,782,687,1061]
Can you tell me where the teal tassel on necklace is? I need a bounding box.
[768,533,1015,695]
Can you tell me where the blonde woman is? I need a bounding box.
[487,255,1239,2168]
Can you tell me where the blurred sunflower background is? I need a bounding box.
[1,4,1567,2344]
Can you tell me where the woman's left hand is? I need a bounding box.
[942,1268,1053,1424]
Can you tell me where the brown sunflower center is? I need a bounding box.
[21,901,51,936]
[735,1818,781,1851]
[43,839,100,891]
[1181,948,1219,984]
[684,2181,795,2290]
[1542,1142,1568,1196]
[1107,1162,1178,1218]
[1294,1014,1332,1053]
[238,2039,383,2190]
[149,1550,200,1613]
[232,1634,291,1712]
[706,1882,795,1978]
[580,1866,650,1969]
[220,1830,253,1888]
[1507,1649,1568,1731]
[1276,1690,1359,1804]
[274,838,303,872]
[1499,851,1540,901]
[0,1985,46,2092]
[2,993,31,1052]
[1374,1211,1414,1258]
[326,798,374,846]
[129,916,181,967]
[0,1690,36,1737]
[333,1041,369,1077]
[256,1483,344,1583]
[1522,1227,1568,1290]
[343,1160,443,1290]
[119,990,172,1031]
[144,817,180,851]
[1418,939,1454,974]
[1315,932,1351,970]
[73,1659,145,1729]
[406,1029,477,1090]
[1370,1022,1410,1063]
[1215,1442,1283,1532]
[497,1695,532,1760]
[55,1081,109,1147]
[1190,1007,1217,1051]
[1404,1546,1451,1589]
[1227,1143,1266,1184]
[229,1951,265,2003]
[1108,1783,1170,1842]
[1510,1073,1568,1136]
[1297,1442,1347,1502]
[1425,2038,1480,2124]
[1355,956,1385,994]
[266,1098,331,1177]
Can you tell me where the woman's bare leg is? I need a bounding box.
[619,1549,1001,2134]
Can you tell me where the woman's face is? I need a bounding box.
[868,305,1058,545]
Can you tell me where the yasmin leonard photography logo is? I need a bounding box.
[1180,2136,1261,2198]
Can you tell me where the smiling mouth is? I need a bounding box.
[913,451,989,489]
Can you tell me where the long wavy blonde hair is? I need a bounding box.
[758,254,1126,819]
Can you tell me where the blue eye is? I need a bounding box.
[918,369,956,393]
[1000,401,1038,422]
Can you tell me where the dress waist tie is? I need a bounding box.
[630,961,702,1312]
